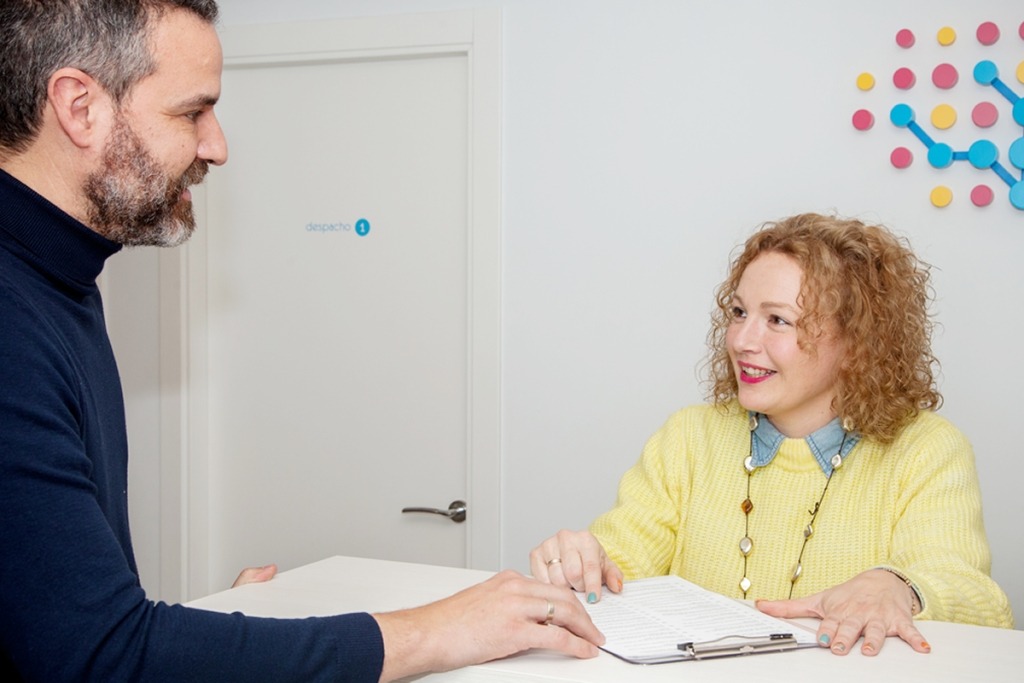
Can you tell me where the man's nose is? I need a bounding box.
[197,112,228,166]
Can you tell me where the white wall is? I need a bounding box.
[111,0,1023,624]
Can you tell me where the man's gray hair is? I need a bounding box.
[0,0,219,154]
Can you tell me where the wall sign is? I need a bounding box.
[853,21,1024,210]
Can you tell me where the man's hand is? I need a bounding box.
[374,569,605,682]
[231,564,278,588]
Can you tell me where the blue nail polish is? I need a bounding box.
[819,634,831,645]
[587,592,597,604]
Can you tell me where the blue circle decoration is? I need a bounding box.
[927,143,955,169]
[973,60,998,85]
[355,218,371,237]
[1009,137,1024,170]
[1010,182,1024,211]
[968,140,999,169]
[890,103,915,127]
[1014,99,1024,127]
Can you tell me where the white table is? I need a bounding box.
[187,555,1022,682]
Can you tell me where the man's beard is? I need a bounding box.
[84,116,208,247]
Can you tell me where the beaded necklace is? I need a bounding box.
[738,413,852,599]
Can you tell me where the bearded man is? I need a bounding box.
[0,2,601,681]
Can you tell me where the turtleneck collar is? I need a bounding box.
[0,168,122,289]
[749,412,861,476]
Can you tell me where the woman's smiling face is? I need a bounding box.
[726,251,846,438]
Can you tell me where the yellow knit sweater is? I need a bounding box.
[590,402,1014,628]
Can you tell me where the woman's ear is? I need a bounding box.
[47,68,111,149]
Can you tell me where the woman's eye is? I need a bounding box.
[730,306,746,319]
[769,315,790,326]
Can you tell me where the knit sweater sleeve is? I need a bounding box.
[589,409,692,580]
[0,278,385,681]
[882,415,1014,628]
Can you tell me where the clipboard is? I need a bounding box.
[579,576,818,664]
[598,633,802,665]
[677,632,800,660]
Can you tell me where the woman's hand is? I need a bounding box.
[756,569,930,656]
[529,529,624,603]
[231,564,278,588]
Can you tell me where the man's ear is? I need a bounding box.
[48,68,111,149]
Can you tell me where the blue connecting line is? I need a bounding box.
[902,117,935,147]
[993,163,1017,187]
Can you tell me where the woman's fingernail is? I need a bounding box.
[833,642,846,653]
[863,642,876,654]
[587,592,597,604]
[921,641,931,651]
[818,634,831,645]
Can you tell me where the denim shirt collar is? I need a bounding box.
[749,413,861,476]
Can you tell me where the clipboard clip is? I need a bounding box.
[677,633,798,660]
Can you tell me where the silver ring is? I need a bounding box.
[543,599,555,625]
[546,557,562,567]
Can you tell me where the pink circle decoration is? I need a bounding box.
[893,67,916,89]
[932,63,959,89]
[1020,21,1024,40]
[896,28,916,48]
[971,185,995,207]
[972,102,999,128]
[852,109,875,131]
[977,21,1000,45]
[891,147,914,169]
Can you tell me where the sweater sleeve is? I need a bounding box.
[0,290,385,681]
[884,416,1014,628]
[589,410,689,580]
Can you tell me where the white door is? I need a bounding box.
[173,10,500,598]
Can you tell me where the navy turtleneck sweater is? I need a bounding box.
[0,169,384,682]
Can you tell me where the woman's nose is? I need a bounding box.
[730,318,761,352]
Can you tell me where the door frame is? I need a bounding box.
[156,8,502,601]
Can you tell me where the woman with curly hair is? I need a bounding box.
[530,213,1013,656]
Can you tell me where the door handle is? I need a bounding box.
[401,499,467,523]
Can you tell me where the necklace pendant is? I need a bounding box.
[791,562,803,582]
[741,498,753,515]
[748,414,759,431]
[739,536,753,556]
[740,576,751,593]
[743,455,755,474]
[831,453,843,470]
[804,524,814,539]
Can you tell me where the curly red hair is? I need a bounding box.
[704,213,941,443]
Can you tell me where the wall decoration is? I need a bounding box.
[854,20,1024,210]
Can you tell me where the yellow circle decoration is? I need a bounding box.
[937,26,956,46]
[930,186,953,208]
[856,72,875,90]
[1017,60,1024,85]
[931,104,957,130]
